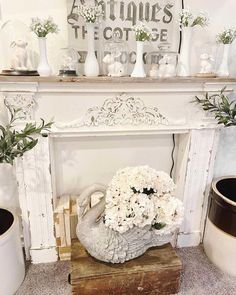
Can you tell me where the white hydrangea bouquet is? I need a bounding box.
[30,17,59,38]
[77,165,184,263]
[132,22,153,42]
[78,4,103,23]
[216,28,236,44]
[179,9,209,29]
[105,166,184,235]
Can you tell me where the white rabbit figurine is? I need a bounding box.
[10,40,29,71]
[158,55,176,78]
[199,53,214,74]
[103,54,125,77]
[149,64,159,78]
[63,56,74,70]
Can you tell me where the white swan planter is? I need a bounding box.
[76,184,175,264]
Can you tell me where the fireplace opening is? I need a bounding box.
[51,134,178,199]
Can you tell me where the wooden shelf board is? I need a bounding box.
[0,75,236,84]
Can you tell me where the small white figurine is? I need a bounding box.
[62,56,74,70]
[10,40,29,71]
[103,54,125,77]
[149,64,159,78]
[199,53,214,74]
[158,55,176,78]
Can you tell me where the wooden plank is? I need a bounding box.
[70,199,78,240]
[54,196,78,260]
[1,75,236,84]
[15,158,31,260]
[200,129,220,239]
[71,240,182,295]
[58,246,71,261]
[176,129,219,247]
[54,195,71,248]
[22,137,57,263]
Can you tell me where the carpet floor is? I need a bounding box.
[16,246,236,295]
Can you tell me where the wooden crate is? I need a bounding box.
[71,239,182,295]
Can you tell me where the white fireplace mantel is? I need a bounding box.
[1,76,235,264]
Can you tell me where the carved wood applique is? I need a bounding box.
[56,93,168,129]
[4,93,36,121]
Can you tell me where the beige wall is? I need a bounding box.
[0,0,69,74]
[0,1,236,74]
[186,0,236,178]
[186,0,236,75]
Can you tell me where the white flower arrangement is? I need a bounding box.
[179,9,209,29]
[104,166,184,234]
[132,22,154,42]
[216,28,236,45]
[78,4,103,23]
[30,17,59,38]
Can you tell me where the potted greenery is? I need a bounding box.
[0,102,52,294]
[195,87,236,126]
[0,103,52,210]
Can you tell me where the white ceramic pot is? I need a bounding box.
[0,163,19,212]
[204,218,236,276]
[37,37,52,77]
[0,208,25,295]
[178,27,193,77]
[131,41,146,78]
[217,44,230,77]
[84,23,99,77]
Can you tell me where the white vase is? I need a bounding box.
[178,27,193,77]
[84,23,99,77]
[217,44,230,77]
[0,163,19,212]
[37,37,52,77]
[131,41,146,78]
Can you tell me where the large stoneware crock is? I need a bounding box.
[0,208,25,295]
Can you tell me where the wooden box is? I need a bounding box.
[71,240,182,295]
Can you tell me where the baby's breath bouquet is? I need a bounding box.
[216,28,236,44]
[179,9,209,29]
[30,17,59,38]
[132,22,153,42]
[78,4,103,23]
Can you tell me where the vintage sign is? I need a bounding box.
[67,0,181,71]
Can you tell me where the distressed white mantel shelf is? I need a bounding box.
[1,76,235,264]
[0,75,236,84]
